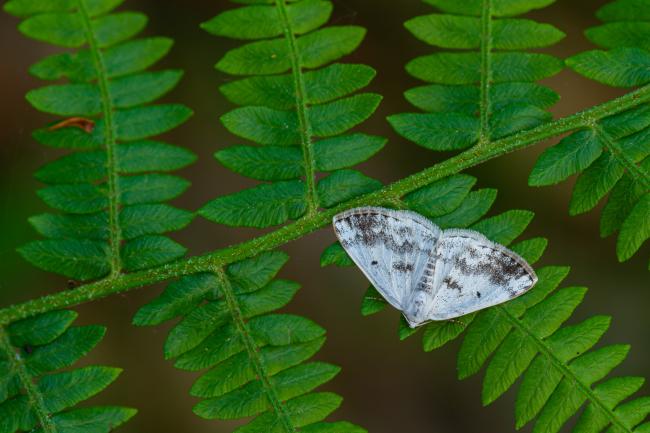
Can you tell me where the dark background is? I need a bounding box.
[0,0,648,432]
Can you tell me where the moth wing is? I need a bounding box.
[333,207,441,310]
[425,229,537,321]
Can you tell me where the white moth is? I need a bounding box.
[333,207,537,328]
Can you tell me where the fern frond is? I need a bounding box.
[135,251,365,432]
[5,0,195,281]
[388,0,564,151]
[328,174,650,433]
[531,0,650,266]
[198,0,385,228]
[0,311,134,432]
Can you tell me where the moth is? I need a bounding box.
[333,207,537,328]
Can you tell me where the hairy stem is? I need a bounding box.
[594,124,650,190]
[214,269,296,432]
[275,0,319,214]
[0,327,56,433]
[2,84,650,325]
[77,0,122,276]
[479,0,493,145]
[498,306,633,432]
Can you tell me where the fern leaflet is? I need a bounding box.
[198,0,385,228]
[5,0,195,281]
[0,311,134,432]
[529,0,650,266]
[388,0,564,151]
[134,252,365,432]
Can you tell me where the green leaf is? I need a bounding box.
[37,184,106,214]
[360,286,388,316]
[26,325,105,375]
[234,392,342,432]
[175,314,324,370]
[119,174,190,205]
[222,106,299,146]
[457,308,512,379]
[227,251,290,294]
[194,362,340,419]
[4,0,124,18]
[120,204,193,239]
[34,141,194,184]
[314,134,385,171]
[201,0,332,39]
[31,37,173,82]
[600,168,648,237]
[601,104,650,139]
[424,0,556,17]
[596,0,650,22]
[45,406,136,433]
[489,104,551,139]
[320,242,353,267]
[199,181,307,228]
[191,338,325,398]
[220,63,375,109]
[317,169,381,208]
[18,239,110,280]
[133,274,219,326]
[19,12,85,48]
[215,146,303,181]
[510,237,548,264]
[405,82,558,114]
[29,212,108,240]
[406,15,564,50]
[422,314,475,351]
[38,366,122,416]
[33,124,103,150]
[516,316,612,428]
[569,153,625,215]
[529,129,604,186]
[309,94,382,137]
[431,189,497,228]
[122,235,187,271]
[27,83,101,116]
[617,193,650,261]
[587,22,650,51]
[109,70,184,108]
[35,152,105,184]
[217,26,365,75]
[404,174,477,218]
[8,310,77,347]
[114,104,193,141]
[567,48,650,87]
[388,112,479,151]
[167,279,300,361]
[91,12,148,48]
[118,141,196,172]
[407,52,562,84]
[471,210,535,245]
[20,11,146,49]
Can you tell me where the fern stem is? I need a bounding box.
[497,306,633,432]
[275,0,319,215]
[478,0,493,145]
[593,124,650,190]
[213,269,297,432]
[0,327,57,433]
[77,0,123,276]
[2,83,650,325]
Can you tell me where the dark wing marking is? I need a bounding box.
[423,229,537,321]
[333,207,441,310]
